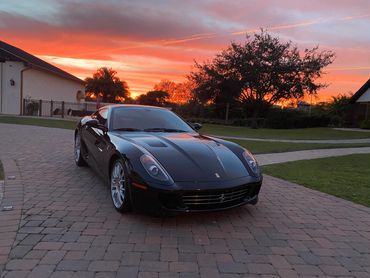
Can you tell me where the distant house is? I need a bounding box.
[350,78,370,123]
[297,101,311,111]
[0,40,85,115]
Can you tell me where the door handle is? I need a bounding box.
[94,140,103,152]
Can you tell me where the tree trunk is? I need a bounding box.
[251,105,260,129]
[225,102,230,123]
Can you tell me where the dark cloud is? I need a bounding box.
[51,1,211,39]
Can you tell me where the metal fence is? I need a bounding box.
[22,99,111,118]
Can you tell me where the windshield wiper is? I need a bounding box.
[113,127,143,132]
[144,128,187,133]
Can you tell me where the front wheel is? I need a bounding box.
[74,132,86,166]
[110,159,132,212]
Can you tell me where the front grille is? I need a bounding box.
[182,186,255,210]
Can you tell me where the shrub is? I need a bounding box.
[265,109,330,129]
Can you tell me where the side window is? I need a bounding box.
[97,108,108,125]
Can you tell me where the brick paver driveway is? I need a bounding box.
[0,123,369,278]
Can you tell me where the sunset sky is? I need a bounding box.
[1,0,369,101]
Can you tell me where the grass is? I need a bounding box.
[230,139,370,154]
[0,116,76,130]
[1,116,370,154]
[263,154,370,207]
[201,124,370,140]
[1,116,369,140]
[0,161,3,180]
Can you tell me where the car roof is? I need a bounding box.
[103,104,170,111]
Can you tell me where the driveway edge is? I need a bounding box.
[0,158,24,275]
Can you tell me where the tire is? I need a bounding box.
[74,132,87,167]
[110,159,132,212]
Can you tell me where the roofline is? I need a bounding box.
[0,41,85,85]
[350,78,370,103]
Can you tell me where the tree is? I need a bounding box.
[327,94,352,127]
[189,31,335,125]
[136,90,169,106]
[153,80,193,104]
[85,67,130,103]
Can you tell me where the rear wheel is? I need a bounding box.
[74,132,86,166]
[110,159,132,212]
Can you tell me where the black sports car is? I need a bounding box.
[74,105,262,213]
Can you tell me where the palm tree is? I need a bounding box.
[85,67,130,103]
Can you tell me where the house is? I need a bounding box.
[0,40,85,115]
[350,78,370,123]
[296,101,311,111]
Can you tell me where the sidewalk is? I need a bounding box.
[334,127,370,133]
[256,147,370,166]
[211,134,370,144]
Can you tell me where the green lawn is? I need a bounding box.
[0,116,76,130]
[1,116,370,154]
[263,154,370,207]
[201,124,370,140]
[230,139,370,154]
[0,161,3,180]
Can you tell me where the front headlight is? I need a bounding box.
[242,150,259,175]
[140,154,171,182]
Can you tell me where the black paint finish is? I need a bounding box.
[75,105,262,213]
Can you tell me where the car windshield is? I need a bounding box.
[110,106,195,133]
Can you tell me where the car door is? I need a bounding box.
[93,108,111,175]
[83,108,109,172]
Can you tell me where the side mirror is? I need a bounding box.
[192,123,202,130]
[85,119,108,132]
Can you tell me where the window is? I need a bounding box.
[111,106,194,132]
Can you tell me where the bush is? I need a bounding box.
[360,120,370,129]
[265,109,330,129]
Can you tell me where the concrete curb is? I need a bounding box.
[256,147,370,166]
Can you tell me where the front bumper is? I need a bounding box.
[130,176,262,213]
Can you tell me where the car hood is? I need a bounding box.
[115,132,248,182]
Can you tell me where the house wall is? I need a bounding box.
[23,68,85,103]
[357,87,370,102]
[0,61,25,114]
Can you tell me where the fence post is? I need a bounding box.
[22,99,26,115]
[50,100,53,117]
[61,101,65,118]
[39,99,42,117]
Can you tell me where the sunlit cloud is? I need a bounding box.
[327,66,370,71]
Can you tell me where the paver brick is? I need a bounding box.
[140,261,169,272]
[56,260,90,271]
[169,262,198,273]
[217,262,248,274]
[88,260,120,271]
[161,248,179,262]
[27,264,55,278]
[39,250,66,264]
[6,259,39,270]
[34,241,63,250]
